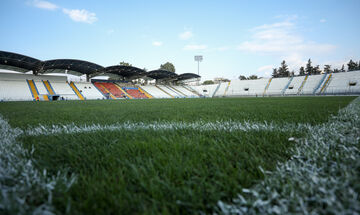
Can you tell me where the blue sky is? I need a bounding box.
[0,0,359,81]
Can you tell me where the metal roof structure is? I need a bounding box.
[41,59,104,76]
[175,73,200,81]
[0,50,42,73]
[104,65,146,79]
[147,69,178,80]
[0,50,201,81]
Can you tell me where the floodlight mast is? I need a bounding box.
[194,55,203,85]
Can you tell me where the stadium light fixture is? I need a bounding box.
[194,55,203,85]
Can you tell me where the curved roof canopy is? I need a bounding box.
[0,50,201,81]
[0,50,42,73]
[104,65,146,78]
[147,69,178,80]
[176,73,200,81]
[41,59,104,75]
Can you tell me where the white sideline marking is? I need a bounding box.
[0,115,75,214]
[22,120,312,136]
[218,97,360,214]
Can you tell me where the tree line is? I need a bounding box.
[272,59,360,78]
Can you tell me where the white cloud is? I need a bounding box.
[183,44,207,51]
[238,20,335,54]
[152,41,163,47]
[237,19,336,72]
[63,8,97,24]
[179,31,193,40]
[320,18,327,23]
[32,0,58,10]
[107,29,115,34]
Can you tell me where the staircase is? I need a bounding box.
[263,78,272,96]
[27,80,40,101]
[69,82,85,100]
[43,80,55,95]
[93,82,117,99]
[138,86,153,98]
[319,73,333,94]
[212,83,221,97]
[297,75,308,95]
[183,85,201,97]
[282,77,294,95]
[313,73,328,94]
[223,81,231,97]
[115,84,132,99]
[169,85,187,97]
[156,85,174,98]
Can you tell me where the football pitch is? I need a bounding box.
[0,96,358,214]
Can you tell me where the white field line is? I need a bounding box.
[217,97,360,214]
[23,121,313,136]
[0,115,76,214]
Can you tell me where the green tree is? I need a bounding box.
[202,80,215,85]
[305,59,313,75]
[299,66,305,76]
[312,65,321,75]
[272,68,278,78]
[323,65,331,73]
[119,61,132,66]
[239,75,247,80]
[277,60,289,77]
[160,62,176,73]
[248,75,259,80]
[340,64,345,72]
[347,60,358,71]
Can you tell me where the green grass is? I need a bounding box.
[0,97,355,128]
[0,96,356,214]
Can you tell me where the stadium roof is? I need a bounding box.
[0,50,41,73]
[104,65,146,79]
[147,69,178,80]
[41,59,104,76]
[0,50,201,81]
[175,73,200,81]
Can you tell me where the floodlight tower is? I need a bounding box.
[194,55,203,85]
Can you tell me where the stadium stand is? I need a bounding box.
[155,85,175,98]
[284,76,306,95]
[100,82,127,99]
[301,74,327,95]
[141,85,172,98]
[213,82,228,97]
[266,77,292,96]
[167,85,187,97]
[34,80,50,101]
[183,85,202,97]
[93,82,117,99]
[1,50,359,101]
[50,81,78,100]
[226,79,269,97]
[192,84,218,97]
[163,85,185,98]
[324,70,360,94]
[138,86,153,98]
[0,80,33,101]
[73,82,104,100]
[68,82,85,100]
[172,85,199,98]
[123,87,148,99]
